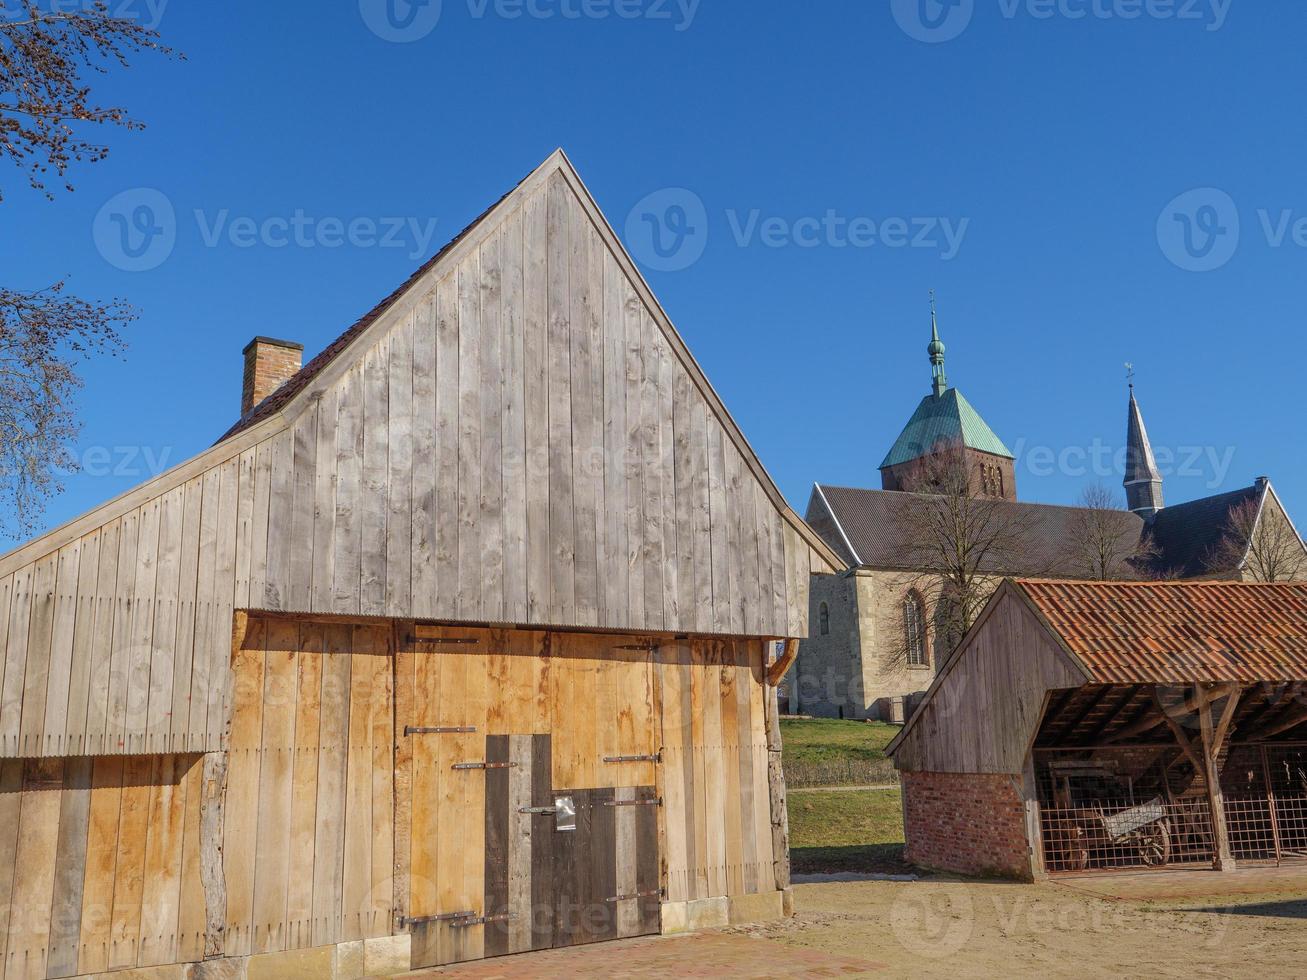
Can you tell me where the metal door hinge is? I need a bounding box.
[404,725,476,736]
[408,635,480,646]
[401,910,475,927]
[604,889,661,903]
[615,642,659,651]
[603,753,661,764]
[451,913,516,928]
[452,761,518,770]
[518,805,558,815]
[603,797,662,807]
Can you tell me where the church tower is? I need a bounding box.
[879,298,1017,500]
[1123,382,1164,518]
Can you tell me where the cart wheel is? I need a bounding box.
[1137,818,1171,867]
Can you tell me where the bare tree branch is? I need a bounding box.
[1066,483,1150,580]
[1210,495,1307,582]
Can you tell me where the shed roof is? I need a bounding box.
[1019,579,1307,684]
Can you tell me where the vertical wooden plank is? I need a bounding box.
[8,760,62,978]
[569,204,599,628]
[459,635,487,962]
[137,755,187,967]
[310,626,351,948]
[750,645,774,890]
[410,295,438,620]
[0,759,24,971]
[635,784,660,935]
[406,641,439,927]
[18,553,59,756]
[391,631,415,932]
[522,187,551,623]
[639,324,664,631]
[589,786,617,943]
[75,756,122,976]
[0,583,25,759]
[501,208,529,624]
[360,339,390,618]
[263,426,294,610]
[367,630,394,939]
[175,755,207,964]
[340,634,373,943]
[145,486,183,751]
[251,620,298,953]
[480,230,506,624]
[332,366,364,616]
[506,734,533,954]
[434,274,460,620]
[706,427,731,635]
[658,329,681,630]
[109,755,151,970]
[719,650,744,896]
[311,384,339,613]
[247,441,273,614]
[168,479,203,751]
[734,645,759,894]
[601,251,628,628]
[41,542,82,756]
[587,227,608,627]
[387,316,415,618]
[206,458,240,748]
[285,627,322,949]
[622,281,645,630]
[658,649,688,904]
[233,448,256,611]
[482,735,511,960]
[529,733,554,952]
[456,251,484,622]
[124,498,161,754]
[698,643,724,897]
[287,402,319,613]
[613,785,638,937]
[672,372,696,638]
[46,757,92,979]
[223,617,265,956]
[546,173,576,624]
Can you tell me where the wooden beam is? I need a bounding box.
[763,682,790,895]
[1056,686,1113,743]
[1212,686,1243,756]
[766,639,798,688]
[1247,701,1307,742]
[1108,685,1225,744]
[1199,694,1235,871]
[1152,688,1205,775]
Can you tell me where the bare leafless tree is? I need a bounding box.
[1067,484,1147,580]
[1,3,176,536]
[1210,495,1307,582]
[884,441,1036,670]
[1,0,176,199]
[0,282,132,536]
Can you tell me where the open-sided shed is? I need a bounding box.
[888,579,1307,880]
[0,150,838,979]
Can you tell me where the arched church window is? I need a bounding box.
[904,592,928,667]
[819,602,830,636]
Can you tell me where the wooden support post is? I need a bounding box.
[1198,686,1240,872]
[763,677,790,896]
[1152,688,1205,776]
[200,751,229,958]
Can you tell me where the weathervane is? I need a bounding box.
[1125,362,1135,389]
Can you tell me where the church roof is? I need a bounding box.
[878,388,1014,470]
[1146,483,1263,579]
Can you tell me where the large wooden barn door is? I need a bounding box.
[398,626,661,970]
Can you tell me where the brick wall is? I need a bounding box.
[902,770,1033,880]
[241,337,303,415]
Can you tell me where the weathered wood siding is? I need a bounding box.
[889,590,1089,774]
[0,754,205,980]
[0,155,835,759]
[222,617,394,959]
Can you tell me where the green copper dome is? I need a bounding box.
[879,388,1015,469]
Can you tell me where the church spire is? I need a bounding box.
[928,291,947,396]
[1123,373,1164,519]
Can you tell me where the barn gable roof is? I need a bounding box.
[0,149,840,580]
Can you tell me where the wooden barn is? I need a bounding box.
[888,579,1307,881]
[0,150,840,979]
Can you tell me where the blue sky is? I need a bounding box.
[5,0,1305,540]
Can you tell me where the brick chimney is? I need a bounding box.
[241,337,304,416]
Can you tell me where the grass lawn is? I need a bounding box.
[779,717,899,787]
[788,787,909,875]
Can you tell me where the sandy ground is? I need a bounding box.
[724,869,1307,979]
